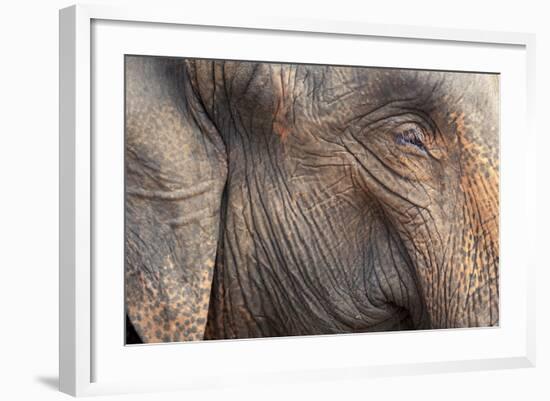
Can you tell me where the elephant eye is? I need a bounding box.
[395,125,427,153]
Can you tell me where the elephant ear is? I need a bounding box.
[124,56,227,343]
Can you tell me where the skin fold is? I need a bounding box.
[125,56,499,343]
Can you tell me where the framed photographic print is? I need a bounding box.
[59,4,536,397]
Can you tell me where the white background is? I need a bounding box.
[0,0,547,400]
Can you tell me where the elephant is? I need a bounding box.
[124,55,499,344]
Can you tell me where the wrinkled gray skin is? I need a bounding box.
[125,56,499,343]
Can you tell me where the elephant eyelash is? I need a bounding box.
[395,126,427,153]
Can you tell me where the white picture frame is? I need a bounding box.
[59,4,536,397]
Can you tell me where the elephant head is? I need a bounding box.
[125,56,499,343]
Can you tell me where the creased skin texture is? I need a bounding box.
[125,57,227,343]
[125,57,499,343]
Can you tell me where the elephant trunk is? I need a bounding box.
[414,176,499,329]
[425,229,499,329]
